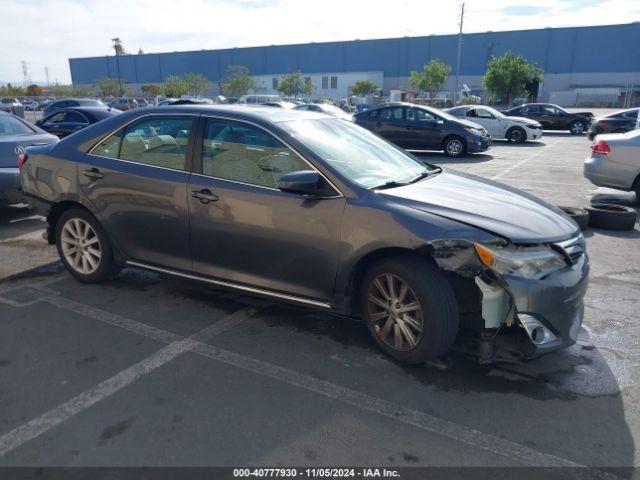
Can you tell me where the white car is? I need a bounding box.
[447,105,543,143]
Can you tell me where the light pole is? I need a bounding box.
[455,3,465,104]
[112,37,124,96]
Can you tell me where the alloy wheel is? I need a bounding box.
[509,129,523,142]
[446,139,463,156]
[571,122,585,134]
[367,273,423,351]
[60,218,102,275]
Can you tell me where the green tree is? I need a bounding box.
[163,75,188,97]
[483,51,543,106]
[0,83,25,96]
[277,71,311,98]
[409,59,452,104]
[26,84,43,96]
[350,80,378,97]
[184,72,212,96]
[222,65,256,97]
[96,77,122,97]
[140,84,163,97]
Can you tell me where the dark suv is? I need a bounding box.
[354,103,491,157]
[19,105,587,364]
[502,103,593,134]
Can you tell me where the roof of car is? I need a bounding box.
[137,104,332,123]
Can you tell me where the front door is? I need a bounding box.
[188,117,345,301]
[402,107,443,149]
[79,114,196,271]
[470,107,501,137]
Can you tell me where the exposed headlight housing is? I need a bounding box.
[464,127,484,136]
[474,243,568,279]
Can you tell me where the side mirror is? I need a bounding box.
[278,170,323,196]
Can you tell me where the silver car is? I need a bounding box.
[584,129,640,200]
[0,112,58,204]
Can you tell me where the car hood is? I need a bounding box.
[0,132,58,168]
[507,116,540,126]
[379,170,578,243]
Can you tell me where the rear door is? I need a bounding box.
[371,107,406,146]
[187,117,344,301]
[78,114,196,271]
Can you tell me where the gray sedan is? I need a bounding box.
[0,112,58,205]
[584,129,640,200]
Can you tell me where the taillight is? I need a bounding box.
[17,152,27,172]
[592,140,610,155]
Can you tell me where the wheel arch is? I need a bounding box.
[46,200,91,245]
[344,246,438,317]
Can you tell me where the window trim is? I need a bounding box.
[194,114,343,198]
[87,113,199,174]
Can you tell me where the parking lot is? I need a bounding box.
[0,130,638,474]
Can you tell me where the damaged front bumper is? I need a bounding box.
[430,235,589,357]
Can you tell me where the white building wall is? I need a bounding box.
[251,71,383,99]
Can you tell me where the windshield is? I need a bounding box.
[320,104,351,117]
[0,115,34,135]
[281,118,438,189]
[483,106,506,119]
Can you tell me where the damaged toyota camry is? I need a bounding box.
[19,105,588,364]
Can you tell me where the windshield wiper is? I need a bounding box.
[408,168,441,184]
[371,180,409,190]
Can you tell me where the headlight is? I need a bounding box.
[527,124,542,129]
[474,243,567,279]
[464,127,483,136]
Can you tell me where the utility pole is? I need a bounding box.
[455,2,465,104]
[45,66,50,86]
[112,37,124,96]
[21,60,31,87]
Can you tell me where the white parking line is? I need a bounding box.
[491,139,561,180]
[6,295,619,477]
[0,306,256,458]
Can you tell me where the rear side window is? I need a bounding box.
[379,108,403,121]
[64,111,89,123]
[0,115,34,135]
[90,116,194,171]
[201,118,309,189]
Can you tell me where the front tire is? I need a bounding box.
[443,136,466,157]
[55,208,117,283]
[506,126,526,143]
[570,120,586,135]
[361,255,459,364]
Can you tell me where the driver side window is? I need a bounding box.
[201,119,310,189]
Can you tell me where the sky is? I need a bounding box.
[1,0,638,85]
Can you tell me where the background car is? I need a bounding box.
[354,103,490,157]
[446,105,542,143]
[157,98,214,106]
[262,101,297,109]
[502,103,593,134]
[134,98,151,108]
[0,98,24,117]
[587,108,640,140]
[584,128,640,200]
[0,111,57,205]
[109,98,138,111]
[21,100,39,111]
[295,103,354,121]
[35,107,120,138]
[42,98,108,117]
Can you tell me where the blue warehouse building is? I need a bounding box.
[69,23,640,105]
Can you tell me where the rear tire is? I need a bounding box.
[443,136,466,158]
[361,255,459,364]
[506,126,526,143]
[570,120,586,135]
[55,208,118,283]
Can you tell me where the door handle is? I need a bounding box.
[191,188,219,203]
[83,168,103,180]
